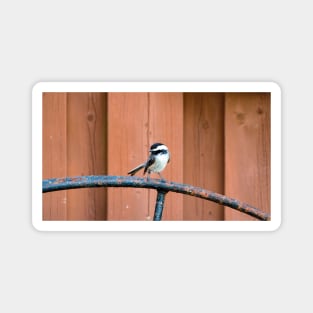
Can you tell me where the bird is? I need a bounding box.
[127,143,170,181]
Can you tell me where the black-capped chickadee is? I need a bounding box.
[128,143,170,180]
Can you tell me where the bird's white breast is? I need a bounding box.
[150,152,169,172]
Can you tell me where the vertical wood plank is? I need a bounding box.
[225,93,271,220]
[148,93,184,220]
[66,93,107,220]
[42,93,68,220]
[183,93,225,220]
[107,93,150,220]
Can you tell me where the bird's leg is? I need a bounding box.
[158,172,166,182]
[146,172,151,181]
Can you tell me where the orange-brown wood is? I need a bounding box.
[107,93,150,220]
[183,93,225,220]
[107,92,184,220]
[42,93,68,220]
[224,93,271,220]
[66,93,107,220]
[148,93,184,220]
[42,91,270,222]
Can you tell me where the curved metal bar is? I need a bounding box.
[42,175,270,221]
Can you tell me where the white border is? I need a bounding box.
[32,82,281,231]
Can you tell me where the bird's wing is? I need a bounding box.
[143,155,155,174]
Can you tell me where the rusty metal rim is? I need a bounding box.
[42,175,270,221]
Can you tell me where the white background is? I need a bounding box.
[1,1,311,312]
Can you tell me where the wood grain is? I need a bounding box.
[42,93,68,220]
[148,93,184,220]
[224,93,270,220]
[183,93,225,220]
[107,93,150,220]
[42,92,270,222]
[66,93,107,220]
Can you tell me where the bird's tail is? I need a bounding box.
[127,163,145,176]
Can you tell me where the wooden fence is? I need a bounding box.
[42,92,270,221]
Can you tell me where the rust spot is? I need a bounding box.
[71,177,83,182]
[117,178,123,184]
[55,178,66,183]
